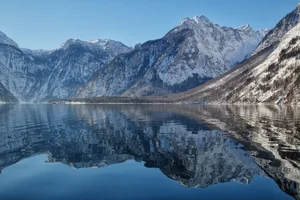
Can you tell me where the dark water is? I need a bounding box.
[0,104,299,200]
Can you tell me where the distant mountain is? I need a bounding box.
[78,16,268,97]
[59,38,133,57]
[174,5,300,104]
[0,36,131,102]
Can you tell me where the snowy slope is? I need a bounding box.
[253,3,300,55]
[234,23,300,103]
[179,23,300,104]
[78,16,268,98]
[159,16,268,85]
[0,31,19,48]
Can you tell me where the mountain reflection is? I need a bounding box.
[0,104,299,199]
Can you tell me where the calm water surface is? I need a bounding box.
[0,104,299,200]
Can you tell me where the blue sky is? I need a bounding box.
[0,0,298,50]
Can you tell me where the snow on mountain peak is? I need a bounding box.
[88,39,109,44]
[180,17,190,25]
[175,15,269,66]
[235,24,269,43]
[179,15,212,26]
[59,38,131,53]
[252,3,300,55]
[59,38,83,49]
[193,15,212,24]
[236,24,253,31]
[87,39,117,49]
[179,16,268,41]
[0,31,19,48]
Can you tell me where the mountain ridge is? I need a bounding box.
[0,33,132,102]
[57,4,300,105]
[0,12,274,103]
[252,3,300,55]
[171,16,300,104]
[77,15,268,98]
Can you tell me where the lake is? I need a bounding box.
[0,104,299,200]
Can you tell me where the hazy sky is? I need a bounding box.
[0,0,298,49]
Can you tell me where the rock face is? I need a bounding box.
[253,3,300,55]
[0,82,18,103]
[0,37,131,102]
[0,31,18,48]
[176,5,300,104]
[78,16,268,97]
[230,24,300,104]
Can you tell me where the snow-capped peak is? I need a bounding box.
[179,15,212,26]
[180,17,190,25]
[88,39,110,44]
[59,38,84,49]
[0,31,19,48]
[236,24,253,31]
[252,3,300,55]
[255,29,270,37]
[235,25,269,42]
[87,39,117,50]
[59,38,131,52]
[192,15,212,24]
[168,15,269,78]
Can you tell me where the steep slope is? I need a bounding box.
[0,31,18,48]
[0,37,131,102]
[0,82,18,103]
[253,3,300,55]
[177,23,300,104]
[78,16,268,97]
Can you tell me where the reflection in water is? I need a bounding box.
[0,104,299,199]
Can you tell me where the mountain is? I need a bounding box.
[0,36,131,102]
[252,3,300,55]
[174,5,300,104]
[77,16,268,97]
[59,38,132,57]
[0,31,18,48]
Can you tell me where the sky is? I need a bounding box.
[0,0,299,50]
